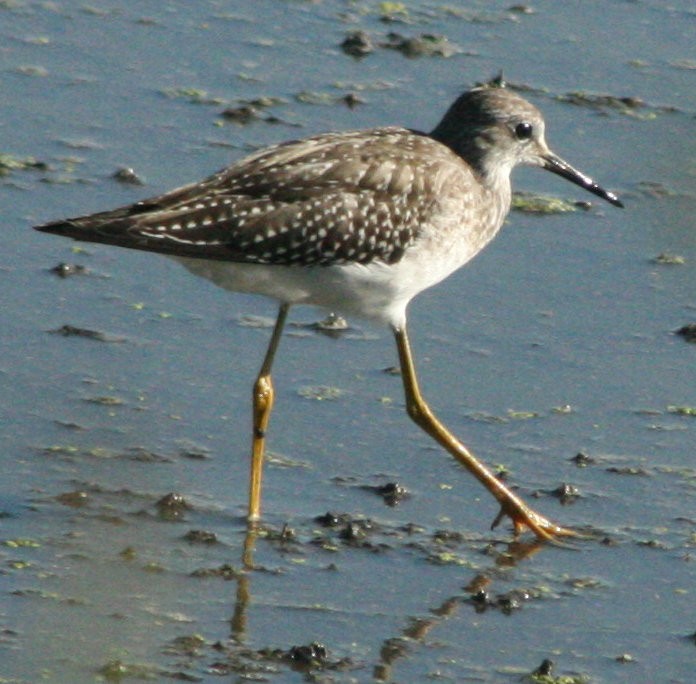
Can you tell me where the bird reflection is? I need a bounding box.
[373,538,548,681]
[229,520,553,677]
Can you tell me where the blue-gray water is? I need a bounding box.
[2,1,695,682]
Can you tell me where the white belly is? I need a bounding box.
[175,221,488,328]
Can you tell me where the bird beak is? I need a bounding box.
[542,153,624,208]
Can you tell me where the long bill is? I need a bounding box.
[543,153,624,208]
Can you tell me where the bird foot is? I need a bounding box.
[491,501,579,543]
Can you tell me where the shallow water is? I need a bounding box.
[2,1,695,682]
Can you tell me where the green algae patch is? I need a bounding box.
[652,253,685,265]
[382,32,462,58]
[507,409,541,420]
[162,633,206,657]
[97,659,160,681]
[512,191,580,214]
[3,538,41,548]
[668,405,696,417]
[160,87,225,105]
[0,152,48,176]
[557,90,669,119]
[297,385,346,401]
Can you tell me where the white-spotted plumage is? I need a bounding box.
[36,82,623,540]
[35,86,622,326]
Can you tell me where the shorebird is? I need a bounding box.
[35,81,623,541]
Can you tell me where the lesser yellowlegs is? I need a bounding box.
[35,81,623,541]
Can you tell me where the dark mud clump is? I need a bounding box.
[49,324,121,342]
[50,262,88,277]
[341,30,374,58]
[155,492,192,521]
[676,323,696,343]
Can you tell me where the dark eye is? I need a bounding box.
[514,122,533,140]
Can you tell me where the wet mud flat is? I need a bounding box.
[2,0,696,682]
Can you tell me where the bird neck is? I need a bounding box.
[430,127,513,198]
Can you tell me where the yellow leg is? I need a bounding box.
[248,303,289,521]
[393,324,577,541]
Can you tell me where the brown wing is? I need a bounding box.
[35,127,465,266]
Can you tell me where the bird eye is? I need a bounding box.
[514,122,533,140]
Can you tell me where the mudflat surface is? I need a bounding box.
[1,1,695,682]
